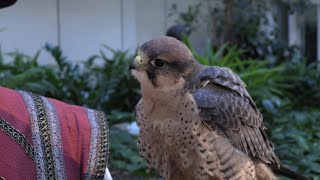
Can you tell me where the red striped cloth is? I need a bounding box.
[0,86,111,180]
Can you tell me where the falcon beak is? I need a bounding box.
[129,55,144,70]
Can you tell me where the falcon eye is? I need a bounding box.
[151,59,167,68]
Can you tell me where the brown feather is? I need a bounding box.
[133,36,306,180]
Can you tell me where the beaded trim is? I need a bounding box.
[18,91,109,179]
[0,117,34,161]
[18,91,46,180]
[85,109,109,180]
[41,96,66,180]
[94,111,109,179]
[19,91,66,180]
[85,109,101,180]
[32,94,57,179]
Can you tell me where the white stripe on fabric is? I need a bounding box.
[41,96,66,180]
[18,91,46,180]
[85,109,101,179]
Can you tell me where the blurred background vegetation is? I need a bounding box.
[1,0,319,179]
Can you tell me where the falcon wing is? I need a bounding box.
[193,66,279,165]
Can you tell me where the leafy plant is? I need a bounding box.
[45,44,141,124]
[281,60,320,109]
[109,127,146,173]
[0,48,59,94]
[87,45,140,114]
[183,36,285,109]
[168,2,202,35]
[271,111,320,179]
[171,0,311,64]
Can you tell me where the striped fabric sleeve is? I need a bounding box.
[16,90,110,180]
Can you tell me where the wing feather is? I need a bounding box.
[193,66,279,165]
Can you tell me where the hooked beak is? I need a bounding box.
[129,55,144,70]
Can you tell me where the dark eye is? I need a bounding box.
[151,59,167,68]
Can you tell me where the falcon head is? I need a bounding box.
[130,36,196,93]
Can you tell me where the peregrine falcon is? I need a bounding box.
[130,36,306,180]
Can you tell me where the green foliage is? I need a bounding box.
[109,127,146,173]
[271,111,320,179]
[168,2,202,35]
[0,49,58,94]
[0,45,140,125]
[43,44,141,116]
[91,45,141,113]
[283,0,312,15]
[172,0,311,63]
[281,60,320,109]
[183,37,285,107]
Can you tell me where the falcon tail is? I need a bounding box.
[272,164,307,180]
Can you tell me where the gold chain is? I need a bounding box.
[92,111,109,179]
[32,94,56,179]
[0,117,35,161]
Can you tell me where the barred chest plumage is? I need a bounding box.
[135,93,257,180]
